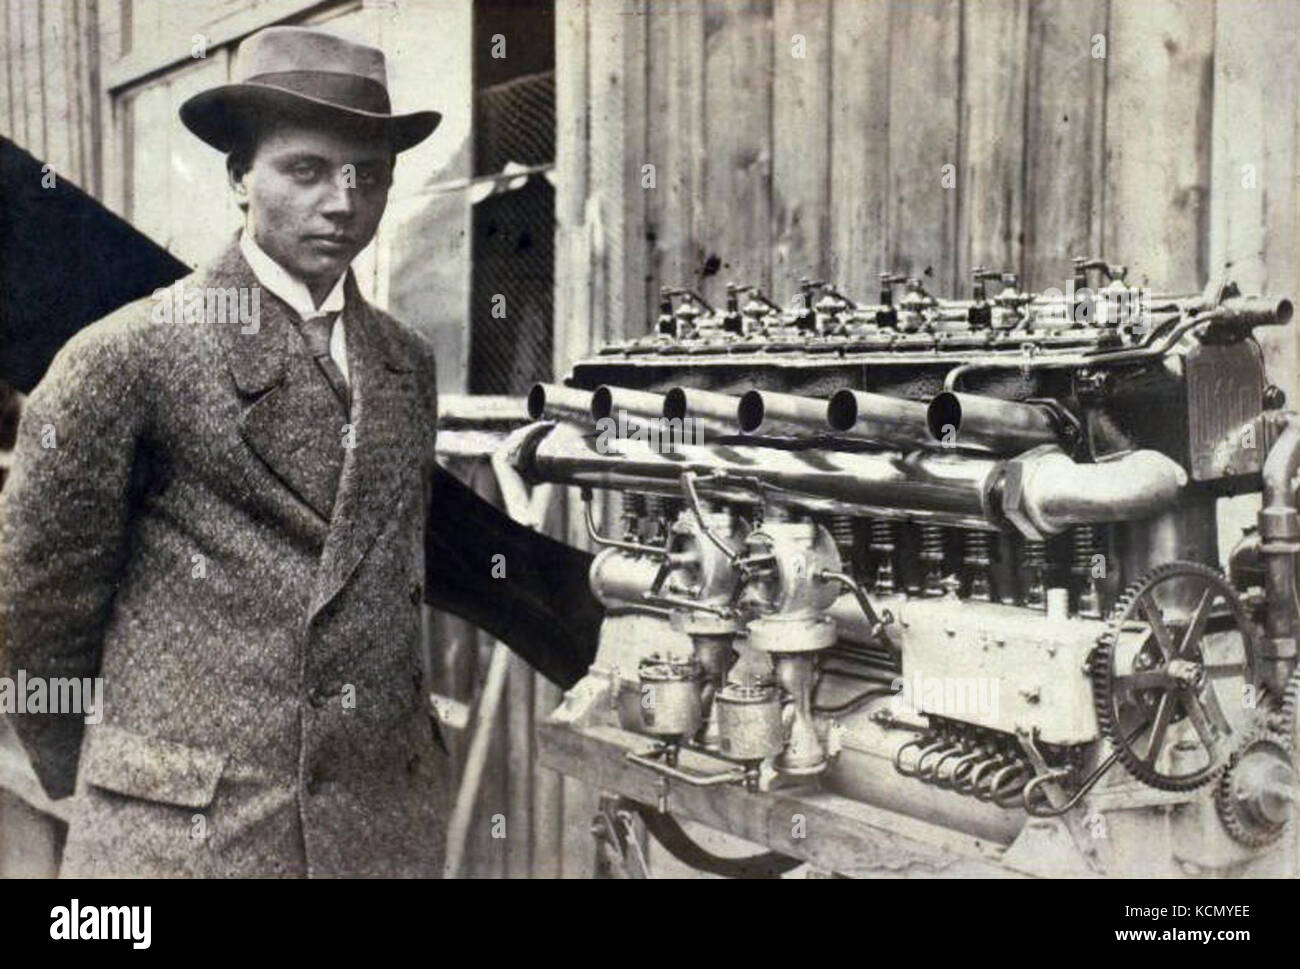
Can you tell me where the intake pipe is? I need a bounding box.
[737,390,830,437]
[663,387,744,436]
[591,385,669,425]
[826,389,935,449]
[527,383,596,424]
[926,391,1062,454]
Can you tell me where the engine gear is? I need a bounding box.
[1092,562,1261,791]
[1214,731,1294,847]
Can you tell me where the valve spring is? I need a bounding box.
[870,519,899,549]
[1070,525,1103,618]
[1022,538,1047,609]
[869,519,899,593]
[829,515,855,549]
[1070,525,1099,572]
[919,524,945,563]
[1022,539,1047,568]
[963,530,991,566]
[621,492,646,520]
[643,494,667,519]
[919,523,946,596]
[749,504,764,528]
[964,530,993,602]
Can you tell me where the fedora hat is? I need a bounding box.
[180,26,440,154]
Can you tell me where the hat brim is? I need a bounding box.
[180,83,441,154]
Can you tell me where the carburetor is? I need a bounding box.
[510,260,1300,877]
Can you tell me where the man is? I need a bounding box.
[0,26,449,877]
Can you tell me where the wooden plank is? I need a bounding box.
[1209,0,1300,397]
[97,0,127,214]
[505,651,534,877]
[645,2,706,319]
[104,0,323,92]
[1103,0,1214,292]
[531,676,564,877]
[1023,0,1109,291]
[957,0,1029,290]
[18,0,40,154]
[552,0,602,877]
[553,0,591,375]
[700,0,774,306]
[586,0,649,345]
[41,0,72,183]
[771,0,831,288]
[827,0,890,302]
[538,720,1008,876]
[886,0,962,295]
[163,55,238,266]
[0,0,11,140]
[124,81,171,246]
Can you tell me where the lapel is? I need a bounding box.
[309,272,421,622]
[208,239,422,619]
[209,240,345,523]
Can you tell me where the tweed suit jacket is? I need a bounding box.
[0,238,447,877]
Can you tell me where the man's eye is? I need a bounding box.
[290,163,320,180]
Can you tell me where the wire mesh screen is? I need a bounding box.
[468,175,555,394]
[475,71,556,175]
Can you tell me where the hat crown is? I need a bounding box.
[234,26,388,86]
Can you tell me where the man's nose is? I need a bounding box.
[319,167,357,219]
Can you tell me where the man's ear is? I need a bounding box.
[227,160,250,212]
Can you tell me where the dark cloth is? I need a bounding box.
[424,465,601,690]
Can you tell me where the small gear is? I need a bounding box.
[1215,730,1294,848]
[1092,561,1260,791]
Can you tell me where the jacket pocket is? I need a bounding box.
[80,723,227,810]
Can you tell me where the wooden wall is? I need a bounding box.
[554,0,1300,396]
[2,0,1297,879]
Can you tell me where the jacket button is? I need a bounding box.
[307,687,326,708]
[409,583,422,605]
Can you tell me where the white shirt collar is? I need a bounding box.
[239,230,347,320]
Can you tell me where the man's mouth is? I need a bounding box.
[304,235,354,253]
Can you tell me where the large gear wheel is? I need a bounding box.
[1092,561,1261,791]
[1214,730,1293,848]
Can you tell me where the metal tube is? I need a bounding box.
[737,389,829,437]
[663,386,743,436]
[826,389,934,449]
[516,420,1000,528]
[926,391,1061,453]
[1211,296,1294,330]
[1003,446,1187,538]
[1258,414,1300,686]
[592,385,668,423]
[527,382,594,424]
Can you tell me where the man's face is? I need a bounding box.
[231,121,393,290]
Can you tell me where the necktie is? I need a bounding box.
[299,313,350,418]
